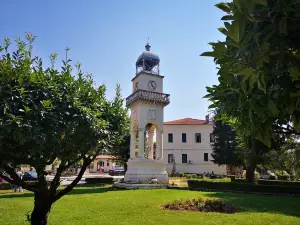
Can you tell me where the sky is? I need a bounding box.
[1,0,227,122]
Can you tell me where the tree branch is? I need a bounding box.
[49,161,67,196]
[53,157,94,202]
[1,165,38,192]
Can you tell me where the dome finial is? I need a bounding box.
[145,37,151,51]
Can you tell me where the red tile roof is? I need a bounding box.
[164,118,208,125]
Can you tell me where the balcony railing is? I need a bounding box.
[126,89,170,107]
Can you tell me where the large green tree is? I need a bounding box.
[202,0,300,182]
[0,34,128,225]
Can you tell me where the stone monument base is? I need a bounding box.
[124,158,169,184]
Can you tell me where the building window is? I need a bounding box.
[182,133,187,143]
[182,154,187,163]
[107,162,110,166]
[204,153,209,162]
[210,133,215,143]
[168,133,173,143]
[168,154,174,163]
[195,133,201,143]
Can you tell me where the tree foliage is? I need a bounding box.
[202,0,300,182]
[262,135,300,174]
[211,119,244,167]
[0,34,128,225]
[203,0,300,147]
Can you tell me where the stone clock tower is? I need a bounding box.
[124,43,170,184]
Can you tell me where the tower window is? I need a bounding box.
[204,153,209,162]
[168,154,174,163]
[168,133,173,143]
[195,133,201,143]
[182,154,187,163]
[182,133,187,143]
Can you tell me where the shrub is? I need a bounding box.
[191,174,198,179]
[163,197,239,214]
[167,172,172,177]
[179,172,185,178]
[278,174,290,181]
[234,179,300,187]
[0,182,11,190]
[227,175,236,181]
[197,174,203,179]
[187,179,300,195]
[185,174,192,179]
[85,177,114,184]
[0,181,52,190]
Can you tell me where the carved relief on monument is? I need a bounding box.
[148,109,156,120]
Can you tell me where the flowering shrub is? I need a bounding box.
[163,197,240,214]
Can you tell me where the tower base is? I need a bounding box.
[124,158,169,184]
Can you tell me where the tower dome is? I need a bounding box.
[136,43,160,74]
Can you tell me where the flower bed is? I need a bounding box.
[163,197,240,214]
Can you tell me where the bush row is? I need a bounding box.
[0,181,52,190]
[234,179,300,187]
[187,179,300,195]
[85,177,114,184]
[168,172,226,179]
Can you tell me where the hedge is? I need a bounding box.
[0,181,51,190]
[187,179,300,195]
[234,179,300,187]
[85,177,114,184]
[0,182,12,190]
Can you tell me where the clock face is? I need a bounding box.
[148,80,157,91]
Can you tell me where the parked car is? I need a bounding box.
[108,167,125,176]
[22,171,38,181]
[260,171,277,180]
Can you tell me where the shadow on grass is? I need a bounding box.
[181,190,300,218]
[0,185,122,199]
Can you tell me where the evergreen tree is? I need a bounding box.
[211,120,243,167]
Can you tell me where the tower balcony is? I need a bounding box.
[126,89,170,107]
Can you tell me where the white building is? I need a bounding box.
[163,117,227,175]
[89,155,119,173]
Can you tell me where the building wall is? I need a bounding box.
[89,159,117,173]
[163,124,226,175]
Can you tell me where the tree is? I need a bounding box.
[263,135,300,174]
[0,34,128,225]
[202,0,300,182]
[111,133,130,171]
[211,119,244,168]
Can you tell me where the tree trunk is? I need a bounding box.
[246,166,255,183]
[245,139,258,184]
[30,192,52,225]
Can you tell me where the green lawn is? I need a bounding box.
[0,186,300,225]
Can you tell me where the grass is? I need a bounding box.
[0,185,300,225]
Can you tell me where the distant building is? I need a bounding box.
[89,155,120,173]
[163,117,226,175]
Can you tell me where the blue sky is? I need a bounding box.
[1,0,226,122]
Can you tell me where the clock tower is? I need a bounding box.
[124,42,170,184]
